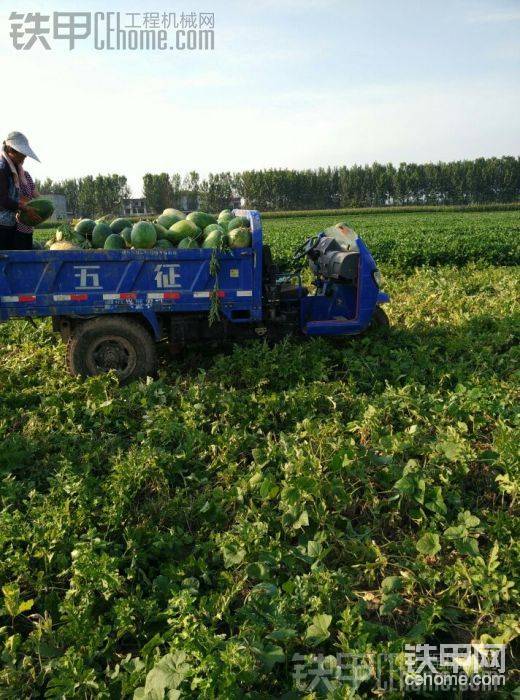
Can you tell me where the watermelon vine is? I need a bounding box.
[208,238,230,326]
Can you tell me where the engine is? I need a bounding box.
[307,236,359,283]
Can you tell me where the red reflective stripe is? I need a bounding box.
[164,292,181,300]
[19,295,36,302]
[71,294,88,301]
[217,290,225,298]
[120,293,137,300]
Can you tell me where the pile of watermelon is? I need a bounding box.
[70,209,252,251]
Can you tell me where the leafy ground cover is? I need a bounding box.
[2,211,519,697]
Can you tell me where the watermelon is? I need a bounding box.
[157,213,183,229]
[131,221,157,249]
[202,230,226,248]
[92,222,113,248]
[104,233,125,250]
[162,208,185,220]
[227,216,250,232]
[218,211,233,227]
[228,227,251,249]
[96,216,112,226]
[204,223,223,236]
[187,211,216,230]
[153,223,170,240]
[169,219,201,244]
[155,239,174,249]
[18,198,54,226]
[218,220,229,233]
[110,217,133,234]
[121,227,132,248]
[178,237,199,249]
[74,218,96,239]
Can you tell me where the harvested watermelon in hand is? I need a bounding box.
[18,198,54,226]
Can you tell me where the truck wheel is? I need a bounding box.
[66,316,157,382]
[371,306,390,328]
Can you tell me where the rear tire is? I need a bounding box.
[66,316,157,382]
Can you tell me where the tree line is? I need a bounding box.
[36,156,520,216]
[35,174,130,218]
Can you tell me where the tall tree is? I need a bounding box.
[143,173,174,213]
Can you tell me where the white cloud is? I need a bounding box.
[466,9,520,23]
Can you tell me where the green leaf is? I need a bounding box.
[258,643,285,670]
[245,562,269,579]
[379,593,403,615]
[266,628,297,642]
[292,510,309,530]
[394,473,416,497]
[424,486,447,515]
[460,510,480,529]
[415,478,426,504]
[259,477,279,500]
[444,525,465,539]
[1,584,33,618]
[456,537,480,557]
[251,582,278,597]
[221,543,246,568]
[36,641,61,659]
[140,633,163,657]
[2,584,20,617]
[381,576,403,594]
[416,533,441,556]
[143,652,189,697]
[307,540,323,559]
[305,613,332,646]
[17,599,34,614]
[438,439,462,461]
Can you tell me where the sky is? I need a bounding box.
[1,0,519,196]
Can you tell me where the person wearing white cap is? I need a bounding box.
[0,132,40,250]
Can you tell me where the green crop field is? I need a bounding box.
[264,210,520,268]
[1,210,519,697]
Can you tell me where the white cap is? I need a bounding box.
[4,131,40,162]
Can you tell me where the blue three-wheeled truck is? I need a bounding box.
[0,210,389,381]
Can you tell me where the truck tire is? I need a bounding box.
[356,306,390,339]
[371,306,390,327]
[66,316,157,382]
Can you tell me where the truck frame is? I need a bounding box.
[0,210,389,381]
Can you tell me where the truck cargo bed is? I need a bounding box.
[0,211,264,334]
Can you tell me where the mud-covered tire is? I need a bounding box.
[66,316,157,382]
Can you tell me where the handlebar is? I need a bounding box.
[292,235,320,262]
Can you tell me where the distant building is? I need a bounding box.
[178,193,199,212]
[41,194,70,221]
[122,198,149,216]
